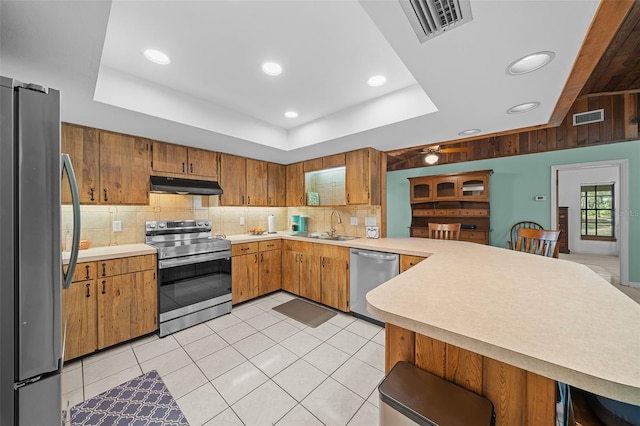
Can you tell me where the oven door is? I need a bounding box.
[157,251,231,322]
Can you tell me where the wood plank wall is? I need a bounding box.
[385,324,557,426]
[387,93,639,171]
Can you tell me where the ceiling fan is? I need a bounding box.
[421,145,472,164]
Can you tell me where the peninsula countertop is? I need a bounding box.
[363,238,640,406]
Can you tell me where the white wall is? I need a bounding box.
[558,166,620,255]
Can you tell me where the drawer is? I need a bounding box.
[460,230,487,241]
[232,242,259,256]
[411,227,430,238]
[413,209,435,217]
[65,261,96,282]
[460,209,488,217]
[435,209,460,216]
[259,240,281,251]
[98,254,156,277]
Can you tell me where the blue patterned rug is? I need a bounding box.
[71,370,189,425]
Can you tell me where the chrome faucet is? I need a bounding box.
[329,209,342,237]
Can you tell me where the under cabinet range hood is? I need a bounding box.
[150,176,223,195]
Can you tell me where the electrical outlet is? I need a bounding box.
[350,217,358,226]
[365,217,376,226]
[239,216,245,225]
[112,220,122,232]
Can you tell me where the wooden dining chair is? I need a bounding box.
[428,223,461,240]
[515,227,561,258]
[507,221,543,250]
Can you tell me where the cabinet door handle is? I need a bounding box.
[85,283,91,298]
[247,196,250,205]
[101,280,106,294]
[260,253,263,262]
[254,254,258,264]
[347,193,350,203]
[242,195,245,205]
[295,253,299,262]
[103,188,108,202]
[322,258,325,267]
[85,264,90,280]
[182,162,185,173]
[89,187,95,201]
[241,247,250,251]
[190,163,193,173]
[101,262,106,277]
[300,254,303,263]
[268,197,272,205]
[299,196,303,204]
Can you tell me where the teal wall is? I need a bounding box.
[386,140,640,283]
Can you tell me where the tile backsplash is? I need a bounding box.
[62,194,381,248]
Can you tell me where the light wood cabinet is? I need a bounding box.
[267,163,286,206]
[303,158,324,172]
[409,170,492,245]
[281,240,319,300]
[62,262,97,361]
[62,124,150,205]
[322,153,346,169]
[399,255,426,273]
[219,153,247,206]
[246,159,268,206]
[286,162,305,206]
[346,148,381,205]
[258,240,282,295]
[151,141,218,178]
[97,255,157,349]
[61,124,100,204]
[232,241,282,304]
[99,131,151,205]
[62,255,157,360]
[232,243,259,304]
[318,245,349,312]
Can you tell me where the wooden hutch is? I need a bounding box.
[408,170,492,245]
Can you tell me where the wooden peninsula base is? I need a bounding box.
[385,323,557,426]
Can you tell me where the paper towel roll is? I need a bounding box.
[268,215,276,233]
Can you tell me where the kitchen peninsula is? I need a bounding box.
[364,237,640,424]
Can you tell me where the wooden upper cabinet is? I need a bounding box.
[152,142,218,178]
[323,153,346,169]
[346,148,380,205]
[304,158,323,172]
[409,177,434,204]
[246,159,268,206]
[61,124,100,204]
[151,141,188,174]
[286,162,305,206]
[99,131,150,205]
[433,176,459,201]
[267,162,286,206]
[218,153,246,206]
[187,148,218,178]
[458,174,490,201]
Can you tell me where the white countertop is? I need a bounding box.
[62,243,156,264]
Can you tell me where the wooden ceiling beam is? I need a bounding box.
[548,0,635,126]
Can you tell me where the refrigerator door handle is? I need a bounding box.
[61,153,81,289]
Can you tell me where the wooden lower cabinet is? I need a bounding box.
[62,255,157,361]
[400,254,426,273]
[282,248,320,301]
[319,246,349,311]
[385,324,557,426]
[232,241,282,304]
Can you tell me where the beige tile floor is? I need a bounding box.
[62,292,384,426]
[558,252,640,304]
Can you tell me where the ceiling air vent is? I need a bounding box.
[399,0,473,43]
[573,109,604,126]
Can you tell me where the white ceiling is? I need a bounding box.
[0,0,600,164]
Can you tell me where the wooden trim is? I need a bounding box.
[548,0,634,126]
[580,236,616,242]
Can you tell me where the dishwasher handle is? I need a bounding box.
[351,250,398,261]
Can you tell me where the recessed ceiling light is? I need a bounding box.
[262,62,283,76]
[367,75,387,87]
[458,129,481,136]
[284,111,298,118]
[143,49,171,65]
[507,102,540,114]
[507,51,555,75]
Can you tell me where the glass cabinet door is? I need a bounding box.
[434,177,458,200]
[409,177,433,203]
[459,175,489,200]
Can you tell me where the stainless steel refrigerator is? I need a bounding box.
[1,76,81,425]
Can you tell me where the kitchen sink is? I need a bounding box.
[300,234,358,241]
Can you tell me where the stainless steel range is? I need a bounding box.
[145,220,232,337]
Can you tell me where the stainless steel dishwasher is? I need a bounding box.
[349,248,399,324]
